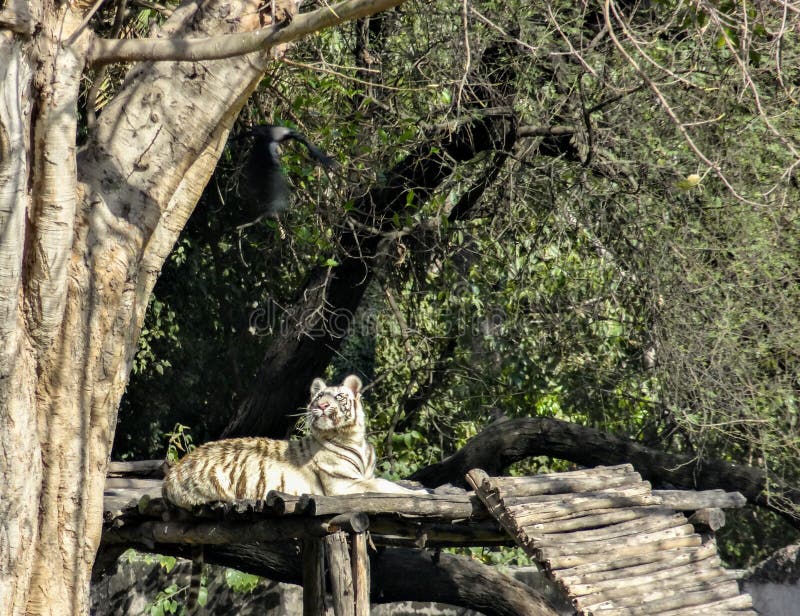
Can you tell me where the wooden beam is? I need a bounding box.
[102,515,365,546]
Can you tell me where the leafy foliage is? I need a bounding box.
[112,0,800,567]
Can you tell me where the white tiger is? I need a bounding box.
[162,374,412,508]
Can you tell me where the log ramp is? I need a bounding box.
[102,462,756,615]
[466,466,757,615]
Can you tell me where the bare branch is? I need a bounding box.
[87,0,406,66]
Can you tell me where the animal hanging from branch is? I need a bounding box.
[233,124,335,230]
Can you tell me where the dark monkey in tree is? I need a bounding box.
[236,125,335,225]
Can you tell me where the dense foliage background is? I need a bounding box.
[109,0,800,567]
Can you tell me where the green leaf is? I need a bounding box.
[197,586,208,607]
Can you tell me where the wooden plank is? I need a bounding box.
[351,532,370,616]
[302,537,325,616]
[325,532,354,616]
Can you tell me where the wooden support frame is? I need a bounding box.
[300,512,371,615]
[302,537,325,616]
[325,531,355,616]
[351,531,370,616]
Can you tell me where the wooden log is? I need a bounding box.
[535,524,697,558]
[648,592,754,615]
[351,532,370,616]
[582,579,743,614]
[502,483,653,508]
[107,459,166,478]
[555,541,718,579]
[688,508,726,532]
[467,469,527,557]
[369,517,511,548]
[522,506,670,534]
[557,542,719,587]
[301,492,486,519]
[102,515,364,546]
[102,484,747,527]
[543,534,703,570]
[325,532,355,616]
[467,464,642,496]
[507,489,660,523]
[325,512,370,534]
[490,472,645,497]
[302,537,326,616]
[531,511,687,546]
[571,564,739,606]
[266,492,314,515]
[105,477,164,490]
[653,489,746,510]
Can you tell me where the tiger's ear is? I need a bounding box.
[310,378,326,397]
[343,375,362,397]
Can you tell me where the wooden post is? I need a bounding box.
[302,537,325,616]
[325,531,355,616]
[351,532,370,616]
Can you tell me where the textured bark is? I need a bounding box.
[0,0,400,613]
[409,416,800,528]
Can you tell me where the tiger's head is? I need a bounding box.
[307,375,364,435]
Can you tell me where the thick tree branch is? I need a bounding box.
[409,416,800,528]
[87,0,406,66]
[112,543,560,616]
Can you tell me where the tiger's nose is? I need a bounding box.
[317,401,330,411]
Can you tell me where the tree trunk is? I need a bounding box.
[0,0,394,612]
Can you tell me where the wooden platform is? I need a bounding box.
[467,465,757,615]
[101,461,757,615]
